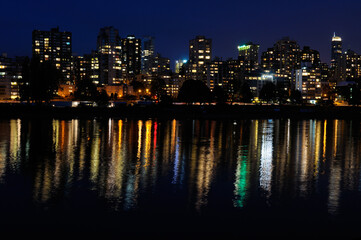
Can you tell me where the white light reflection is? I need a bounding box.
[172,135,180,184]
[259,120,274,197]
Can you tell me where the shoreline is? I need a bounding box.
[1,104,361,120]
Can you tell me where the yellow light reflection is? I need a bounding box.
[333,119,338,157]
[90,122,101,183]
[9,119,21,171]
[314,120,321,177]
[323,120,327,162]
[105,119,125,203]
[143,120,152,169]
[118,120,123,149]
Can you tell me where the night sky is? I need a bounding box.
[2,0,361,68]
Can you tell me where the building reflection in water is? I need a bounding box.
[0,118,361,214]
[193,120,217,211]
[0,119,22,182]
[259,120,274,197]
[233,144,249,208]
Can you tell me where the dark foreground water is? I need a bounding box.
[0,118,361,239]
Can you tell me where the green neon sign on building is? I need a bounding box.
[238,45,251,51]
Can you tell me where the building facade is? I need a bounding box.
[150,53,171,80]
[261,37,301,88]
[121,35,141,83]
[73,51,100,84]
[0,54,24,100]
[237,42,260,73]
[343,49,361,80]
[32,27,72,84]
[330,33,344,82]
[141,36,155,75]
[97,26,122,85]
[206,58,227,90]
[188,36,212,82]
[301,46,321,67]
[295,62,322,103]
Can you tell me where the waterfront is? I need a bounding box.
[0,118,361,239]
[1,104,361,120]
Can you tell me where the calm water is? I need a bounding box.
[0,118,361,238]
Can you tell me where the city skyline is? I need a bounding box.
[1,0,361,66]
[1,25,359,71]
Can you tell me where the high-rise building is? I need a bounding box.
[295,62,322,103]
[32,27,72,84]
[301,46,321,67]
[0,53,24,100]
[73,50,100,84]
[343,49,361,80]
[330,33,345,82]
[206,57,226,90]
[261,48,275,70]
[237,42,259,72]
[151,53,171,79]
[141,36,155,74]
[73,56,90,82]
[224,58,245,95]
[320,62,330,83]
[89,51,100,84]
[188,36,212,82]
[261,37,301,87]
[175,59,188,74]
[97,26,122,85]
[331,33,342,69]
[121,35,141,82]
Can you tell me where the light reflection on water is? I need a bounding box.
[0,118,361,222]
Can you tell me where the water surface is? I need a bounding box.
[0,118,360,239]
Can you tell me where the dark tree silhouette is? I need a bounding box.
[73,78,99,100]
[343,80,361,106]
[150,78,166,100]
[275,82,289,104]
[240,83,253,103]
[178,80,211,104]
[96,89,110,107]
[350,85,361,106]
[130,80,145,95]
[231,78,243,102]
[290,89,303,104]
[21,56,60,103]
[73,79,109,106]
[212,85,226,103]
[19,57,31,102]
[259,82,276,102]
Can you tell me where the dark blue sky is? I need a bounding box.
[2,0,361,67]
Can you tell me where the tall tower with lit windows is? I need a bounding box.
[32,27,72,84]
[331,33,342,69]
[97,26,122,85]
[330,33,345,81]
[188,36,212,82]
[237,42,260,72]
[121,35,141,83]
